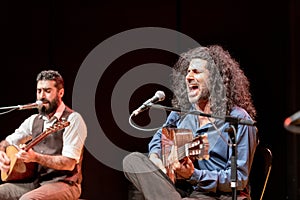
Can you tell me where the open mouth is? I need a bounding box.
[188,85,199,96]
[189,85,198,90]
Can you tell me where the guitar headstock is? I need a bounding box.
[187,133,209,160]
[55,120,70,128]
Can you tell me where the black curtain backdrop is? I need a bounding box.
[0,0,299,199]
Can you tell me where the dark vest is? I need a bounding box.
[32,106,83,185]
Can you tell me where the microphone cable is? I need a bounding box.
[128,112,162,132]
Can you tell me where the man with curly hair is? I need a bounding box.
[123,45,258,200]
[0,70,87,200]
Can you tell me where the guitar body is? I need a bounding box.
[1,120,70,182]
[1,145,37,182]
[161,127,209,183]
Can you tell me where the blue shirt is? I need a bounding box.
[148,106,258,193]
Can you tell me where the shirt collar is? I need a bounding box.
[40,101,66,121]
[53,101,66,120]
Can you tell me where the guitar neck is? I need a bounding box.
[176,135,209,162]
[22,121,70,151]
[23,129,53,151]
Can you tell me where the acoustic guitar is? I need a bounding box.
[1,120,70,182]
[161,127,210,183]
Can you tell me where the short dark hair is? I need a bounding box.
[36,70,64,90]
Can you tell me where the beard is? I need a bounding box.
[38,96,59,116]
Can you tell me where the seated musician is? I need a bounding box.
[0,70,87,200]
[123,45,258,200]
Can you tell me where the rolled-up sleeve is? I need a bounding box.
[62,112,87,163]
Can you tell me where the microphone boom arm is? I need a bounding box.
[0,105,21,110]
[148,103,256,126]
[0,101,42,111]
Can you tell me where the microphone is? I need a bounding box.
[284,110,300,134]
[132,91,165,116]
[18,100,43,110]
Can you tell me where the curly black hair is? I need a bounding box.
[171,45,256,120]
[36,70,64,90]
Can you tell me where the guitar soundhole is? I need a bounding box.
[13,160,26,173]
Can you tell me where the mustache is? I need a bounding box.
[39,98,50,104]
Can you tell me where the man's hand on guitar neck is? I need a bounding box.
[16,148,37,163]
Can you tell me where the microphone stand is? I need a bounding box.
[148,103,256,200]
[149,103,256,126]
[0,105,20,115]
[227,123,238,200]
[0,105,23,110]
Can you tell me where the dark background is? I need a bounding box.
[0,0,299,199]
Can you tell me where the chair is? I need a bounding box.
[249,145,272,200]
